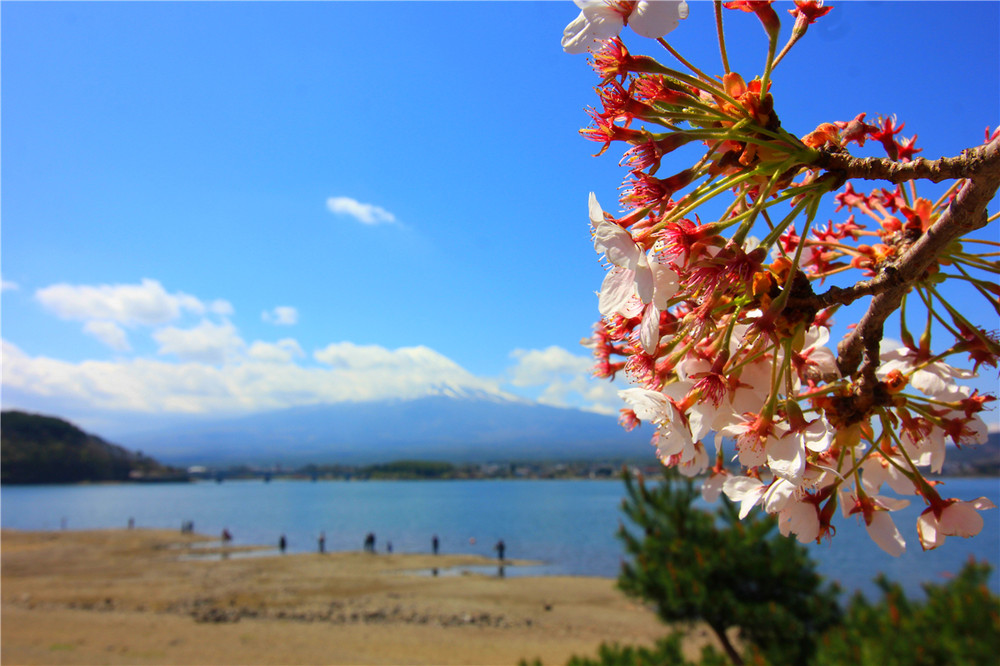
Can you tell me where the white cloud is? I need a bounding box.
[83,321,131,352]
[2,340,234,414]
[247,339,304,364]
[1,338,508,417]
[508,346,593,386]
[314,341,454,370]
[2,278,19,292]
[508,345,624,415]
[326,196,397,225]
[154,320,244,365]
[35,278,231,326]
[262,306,298,326]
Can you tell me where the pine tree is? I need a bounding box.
[616,469,842,665]
[813,558,1000,666]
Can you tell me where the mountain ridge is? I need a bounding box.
[0,410,186,484]
[117,394,656,466]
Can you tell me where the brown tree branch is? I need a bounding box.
[835,137,1000,386]
[787,138,1000,317]
[814,138,1000,184]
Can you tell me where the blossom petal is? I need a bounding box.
[701,471,728,503]
[628,0,689,39]
[762,478,796,513]
[723,475,765,519]
[588,192,604,231]
[651,258,680,309]
[917,511,944,550]
[939,501,985,537]
[598,267,640,317]
[562,8,624,54]
[779,501,820,543]
[640,303,660,355]
[593,219,641,269]
[767,435,805,484]
[866,511,906,557]
[618,388,669,424]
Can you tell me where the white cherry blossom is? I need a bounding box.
[700,469,729,503]
[917,497,997,550]
[722,475,766,519]
[860,452,918,496]
[591,194,654,305]
[775,497,821,544]
[840,489,910,557]
[879,348,975,403]
[562,0,689,54]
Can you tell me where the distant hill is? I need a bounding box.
[939,430,1000,476]
[1,410,187,484]
[118,392,657,466]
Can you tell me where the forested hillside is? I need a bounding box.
[1,410,186,484]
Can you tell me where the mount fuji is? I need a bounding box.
[116,389,656,467]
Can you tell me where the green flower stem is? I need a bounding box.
[943,263,1000,289]
[661,171,762,227]
[758,29,779,103]
[720,307,742,363]
[950,253,1000,273]
[730,156,799,246]
[899,293,915,349]
[896,392,964,409]
[656,38,718,85]
[784,335,798,398]
[714,1,730,74]
[949,265,1000,313]
[925,284,985,340]
[757,196,813,251]
[764,338,790,417]
[928,291,1000,355]
[723,182,821,234]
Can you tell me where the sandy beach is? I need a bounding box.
[1,528,722,665]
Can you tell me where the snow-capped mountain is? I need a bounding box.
[118,393,655,466]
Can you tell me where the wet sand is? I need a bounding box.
[1,529,718,665]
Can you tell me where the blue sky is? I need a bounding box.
[2,1,998,436]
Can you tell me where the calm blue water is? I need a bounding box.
[2,478,998,601]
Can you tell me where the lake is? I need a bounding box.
[2,477,998,601]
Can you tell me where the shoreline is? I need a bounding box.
[1,528,725,665]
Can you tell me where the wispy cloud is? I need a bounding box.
[83,321,131,352]
[1,278,19,292]
[1,338,508,417]
[247,339,304,364]
[4,278,627,422]
[508,346,622,415]
[35,278,232,326]
[153,320,244,365]
[262,306,298,326]
[326,196,397,225]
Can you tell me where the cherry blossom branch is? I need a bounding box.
[787,138,1000,318]
[834,139,1000,384]
[813,137,1000,184]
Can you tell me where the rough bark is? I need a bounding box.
[779,138,1000,417]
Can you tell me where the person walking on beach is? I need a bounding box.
[495,539,506,562]
[432,534,439,555]
[318,531,326,554]
[279,534,287,553]
[364,532,376,553]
